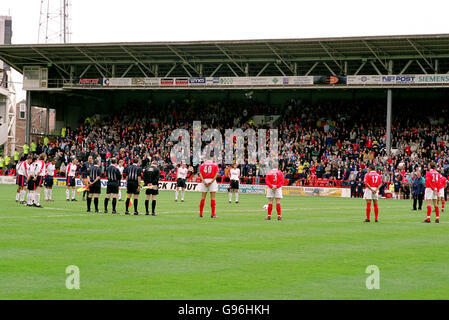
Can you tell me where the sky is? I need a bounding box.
[1,0,449,99]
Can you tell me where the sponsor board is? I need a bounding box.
[142,78,160,86]
[71,75,449,88]
[346,75,381,85]
[289,76,314,85]
[219,77,252,85]
[217,183,266,194]
[313,76,347,85]
[175,78,189,86]
[206,77,220,85]
[103,78,132,87]
[381,75,416,84]
[248,77,271,85]
[189,77,206,85]
[54,177,69,187]
[160,78,174,85]
[73,179,264,194]
[5,177,351,197]
[282,186,343,197]
[416,74,449,84]
[75,178,126,188]
[0,176,16,185]
[77,78,102,85]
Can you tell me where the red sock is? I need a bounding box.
[267,204,273,217]
[276,203,281,217]
[442,200,445,209]
[199,199,205,216]
[366,202,371,220]
[435,206,439,220]
[427,205,431,220]
[211,200,216,216]
[374,203,379,220]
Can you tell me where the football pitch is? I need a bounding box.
[1,184,449,300]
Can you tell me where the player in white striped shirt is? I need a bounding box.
[66,157,78,201]
[228,164,240,203]
[175,163,188,202]
[44,158,56,201]
[15,156,32,204]
[33,153,47,207]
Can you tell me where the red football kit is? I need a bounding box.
[438,174,447,192]
[265,169,284,220]
[425,169,441,222]
[364,171,382,188]
[425,169,440,191]
[199,161,219,179]
[438,174,447,211]
[266,169,284,189]
[364,170,382,222]
[199,161,219,218]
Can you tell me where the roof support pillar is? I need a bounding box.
[25,91,31,146]
[386,89,392,157]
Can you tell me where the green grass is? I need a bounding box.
[0,184,448,300]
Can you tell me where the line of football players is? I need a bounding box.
[15,153,56,207]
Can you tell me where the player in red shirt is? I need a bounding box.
[198,158,219,218]
[437,168,446,212]
[363,164,382,222]
[424,162,440,223]
[265,167,285,220]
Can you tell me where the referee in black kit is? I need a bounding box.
[87,159,102,213]
[143,160,160,216]
[125,158,142,215]
[104,158,122,214]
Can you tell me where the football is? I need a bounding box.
[263,204,268,211]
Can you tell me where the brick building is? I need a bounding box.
[15,99,56,151]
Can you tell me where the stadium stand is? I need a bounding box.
[8,95,448,201]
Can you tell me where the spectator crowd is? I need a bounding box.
[9,97,449,199]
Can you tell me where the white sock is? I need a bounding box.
[44,189,48,200]
[72,189,76,200]
[235,193,239,202]
[28,191,34,205]
[175,190,178,200]
[66,189,69,200]
[181,190,184,201]
[16,192,20,201]
[35,193,40,206]
[20,190,26,202]
[118,190,121,200]
[229,193,232,202]
[49,189,52,200]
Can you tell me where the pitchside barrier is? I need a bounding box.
[0,176,352,197]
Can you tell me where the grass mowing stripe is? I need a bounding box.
[1,185,448,299]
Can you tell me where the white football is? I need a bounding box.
[263,204,268,211]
